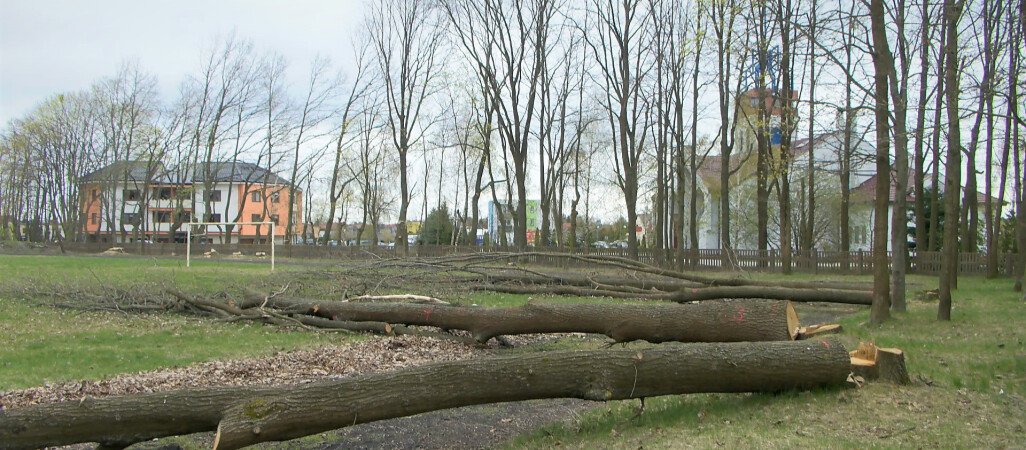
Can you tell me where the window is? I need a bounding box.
[250,191,261,202]
[176,211,192,223]
[155,211,172,223]
[91,213,98,225]
[270,214,280,225]
[91,189,99,200]
[157,187,173,200]
[205,213,222,222]
[123,189,140,201]
[251,213,262,223]
[749,96,759,107]
[270,191,280,203]
[121,212,139,225]
[206,190,222,202]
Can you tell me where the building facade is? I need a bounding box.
[79,161,301,245]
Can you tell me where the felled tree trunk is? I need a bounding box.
[475,284,872,305]
[666,286,872,305]
[242,292,800,343]
[0,339,851,450]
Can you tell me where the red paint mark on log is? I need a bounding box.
[691,289,698,294]
[732,307,745,322]
[770,302,779,313]
[423,308,431,320]
[820,340,830,347]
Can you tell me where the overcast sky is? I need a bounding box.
[0,0,366,126]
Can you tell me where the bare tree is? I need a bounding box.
[322,42,372,245]
[912,0,935,258]
[773,0,800,274]
[884,0,919,312]
[283,57,341,245]
[709,0,747,267]
[586,0,654,259]
[367,0,442,255]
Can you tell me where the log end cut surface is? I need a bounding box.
[786,301,799,340]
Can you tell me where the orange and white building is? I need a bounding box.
[79,161,301,244]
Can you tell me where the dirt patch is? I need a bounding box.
[311,399,597,450]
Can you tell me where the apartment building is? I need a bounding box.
[79,160,300,244]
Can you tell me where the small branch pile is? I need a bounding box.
[333,252,874,305]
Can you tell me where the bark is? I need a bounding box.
[244,293,800,344]
[0,339,852,449]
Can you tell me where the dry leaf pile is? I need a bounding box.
[0,335,483,410]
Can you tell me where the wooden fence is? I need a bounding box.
[57,242,1017,277]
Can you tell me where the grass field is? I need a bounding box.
[511,274,1026,448]
[1,253,1024,448]
[0,254,354,389]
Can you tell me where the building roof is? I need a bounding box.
[851,175,914,203]
[852,174,1006,205]
[80,160,170,183]
[81,161,293,187]
[192,161,293,186]
[790,130,842,154]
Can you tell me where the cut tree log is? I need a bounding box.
[666,286,872,305]
[474,283,873,305]
[0,338,852,450]
[241,290,801,343]
[849,342,910,384]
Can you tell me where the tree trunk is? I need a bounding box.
[913,0,932,255]
[244,294,800,344]
[0,339,852,450]
[869,0,892,324]
[473,284,872,305]
[938,0,963,320]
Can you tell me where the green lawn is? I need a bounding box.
[0,254,352,389]
[1,253,1024,448]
